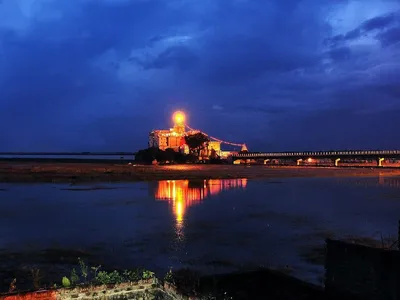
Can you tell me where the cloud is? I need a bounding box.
[327,46,352,61]
[212,104,223,111]
[326,9,400,47]
[143,46,198,70]
[378,26,400,46]
[0,0,400,151]
[268,108,400,151]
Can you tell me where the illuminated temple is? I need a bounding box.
[148,111,241,157]
[148,111,191,153]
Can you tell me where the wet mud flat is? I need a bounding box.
[175,236,399,300]
[1,162,400,183]
[169,268,360,300]
[0,236,392,298]
[0,242,379,299]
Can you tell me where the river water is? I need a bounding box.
[1,175,400,288]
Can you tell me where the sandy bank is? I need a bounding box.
[0,162,400,183]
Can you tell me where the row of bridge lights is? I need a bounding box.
[237,150,400,157]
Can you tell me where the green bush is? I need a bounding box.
[95,270,124,285]
[59,258,158,288]
[62,276,71,288]
[164,269,174,283]
[123,269,141,282]
[142,270,155,280]
[70,268,79,285]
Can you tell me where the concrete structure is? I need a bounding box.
[148,128,186,151]
[232,150,400,166]
[325,238,400,300]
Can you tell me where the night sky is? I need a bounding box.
[1,0,399,152]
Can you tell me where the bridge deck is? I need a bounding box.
[233,150,400,159]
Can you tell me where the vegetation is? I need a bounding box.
[62,276,71,288]
[5,256,176,294]
[134,146,227,164]
[70,268,79,285]
[134,147,198,164]
[164,269,174,284]
[57,258,156,288]
[78,257,88,283]
[134,147,229,165]
[185,132,210,156]
[209,148,218,159]
[30,268,41,290]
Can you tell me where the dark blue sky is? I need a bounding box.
[1,0,400,152]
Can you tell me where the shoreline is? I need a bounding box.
[0,267,355,300]
[1,162,400,183]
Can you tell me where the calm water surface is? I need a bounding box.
[1,176,400,286]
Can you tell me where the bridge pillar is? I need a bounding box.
[334,158,341,167]
[378,157,385,167]
[264,159,270,165]
[233,160,241,165]
[296,159,303,166]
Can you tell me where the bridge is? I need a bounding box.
[232,150,400,167]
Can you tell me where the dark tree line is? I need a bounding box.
[184,132,210,156]
[134,147,198,164]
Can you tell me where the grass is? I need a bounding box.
[2,257,157,294]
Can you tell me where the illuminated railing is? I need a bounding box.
[233,150,400,158]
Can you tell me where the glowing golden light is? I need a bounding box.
[172,111,186,125]
[154,179,248,242]
[176,201,184,222]
[154,179,247,227]
[307,158,313,163]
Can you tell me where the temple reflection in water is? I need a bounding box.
[151,179,247,236]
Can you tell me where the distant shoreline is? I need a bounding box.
[1,161,400,183]
[0,157,133,164]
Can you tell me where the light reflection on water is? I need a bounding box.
[152,179,247,241]
[1,176,400,287]
[336,175,400,188]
